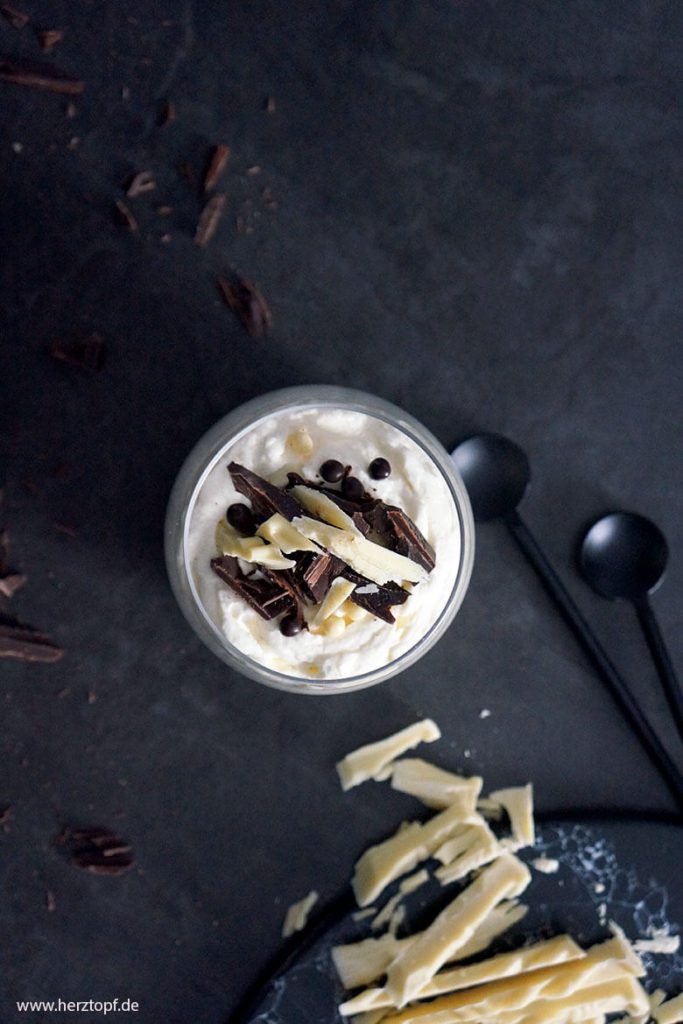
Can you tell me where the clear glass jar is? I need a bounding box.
[164,386,474,694]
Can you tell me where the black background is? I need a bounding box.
[1,2,682,1021]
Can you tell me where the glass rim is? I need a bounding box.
[166,385,475,694]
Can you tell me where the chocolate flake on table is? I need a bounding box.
[228,463,301,521]
[211,556,293,620]
[49,333,106,372]
[217,273,272,338]
[0,58,84,94]
[0,620,64,662]
[53,521,78,537]
[126,170,156,197]
[56,826,134,876]
[159,98,176,126]
[364,503,435,572]
[38,28,64,52]
[0,3,28,28]
[45,890,56,912]
[195,192,226,247]
[203,143,231,192]
[0,805,12,826]
[0,573,26,599]
[114,198,138,232]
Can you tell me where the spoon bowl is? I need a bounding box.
[579,512,669,602]
[451,433,530,522]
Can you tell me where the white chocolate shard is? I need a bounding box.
[353,796,475,908]
[339,935,585,1016]
[434,820,504,885]
[292,515,427,585]
[384,853,532,1006]
[390,759,483,811]
[372,870,430,933]
[653,994,683,1024]
[337,720,441,792]
[311,577,356,629]
[281,890,318,938]
[257,512,322,553]
[292,484,363,535]
[215,520,296,569]
[532,857,560,874]
[488,784,535,850]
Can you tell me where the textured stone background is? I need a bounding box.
[1,1,681,1020]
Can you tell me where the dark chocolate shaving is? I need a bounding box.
[126,169,156,197]
[204,143,230,191]
[217,273,272,338]
[0,3,28,28]
[260,566,311,608]
[343,570,409,624]
[114,199,138,232]
[0,58,84,94]
[228,463,301,521]
[0,573,26,599]
[195,193,225,247]
[293,551,346,603]
[56,826,134,876]
[364,503,435,572]
[159,99,176,126]
[38,29,64,52]
[0,620,64,662]
[50,333,106,372]
[211,557,294,620]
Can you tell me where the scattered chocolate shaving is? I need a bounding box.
[38,28,64,51]
[114,198,138,232]
[56,826,134,876]
[0,805,12,825]
[126,170,156,197]
[228,463,301,521]
[364,503,435,572]
[65,101,76,117]
[0,3,28,28]
[179,160,194,184]
[67,135,79,150]
[265,96,276,113]
[0,620,63,662]
[262,186,277,209]
[217,273,272,338]
[195,192,226,247]
[246,165,261,176]
[50,333,106,372]
[211,557,294,620]
[120,85,130,100]
[157,205,172,215]
[0,573,26,599]
[160,233,171,244]
[204,143,230,192]
[46,890,56,912]
[159,98,176,125]
[0,59,84,94]
[53,521,77,537]
[87,688,97,704]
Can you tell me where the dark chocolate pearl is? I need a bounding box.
[369,457,391,480]
[320,459,345,483]
[226,503,255,534]
[279,613,303,637]
[342,475,364,501]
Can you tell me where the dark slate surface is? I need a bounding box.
[1,1,682,1021]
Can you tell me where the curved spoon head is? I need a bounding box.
[579,511,669,601]
[451,433,530,522]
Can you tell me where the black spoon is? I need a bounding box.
[451,433,683,813]
[579,512,683,743]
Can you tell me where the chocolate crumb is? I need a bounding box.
[56,826,134,876]
[195,193,226,247]
[0,58,84,94]
[53,521,77,537]
[265,96,276,113]
[65,101,76,118]
[126,170,156,197]
[0,573,26,599]
[0,4,28,29]
[203,143,231,192]
[157,205,172,216]
[38,28,64,52]
[46,890,56,912]
[50,333,106,372]
[0,805,12,825]
[160,233,171,244]
[159,99,176,126]
[87,688,97,704]
[246,165,261,176]
[114,199,138,232]
[217,273,272,338]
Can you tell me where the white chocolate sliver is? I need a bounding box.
[653,994,683,1024]
[216,520,296,569]
[372,870,431,932]
[488,785,535,850]
[292,484,363,535]
[292,515,426,585]
[435,819,503,885]
[337,720,441,792]
[312,577,356,628]
[384,853,532,1006]
[532,857,560,874]
[257,512,321,553]
[391,759,483,811]
[281,890,318,938]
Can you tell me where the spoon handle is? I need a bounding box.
[505,510,683,812]
[635,597,683,744]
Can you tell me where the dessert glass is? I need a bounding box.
[165,386,474,694]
